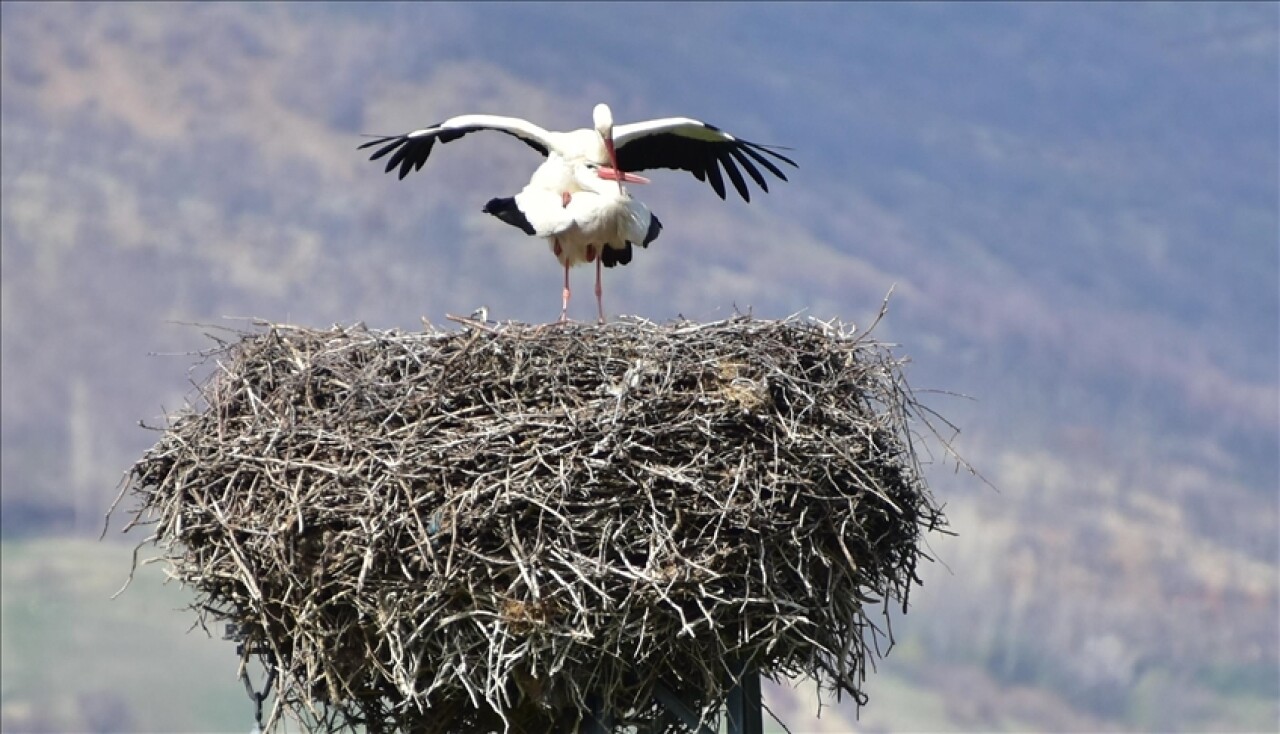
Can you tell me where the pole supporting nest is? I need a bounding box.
[725,659,763,734]
[227,623,277,732]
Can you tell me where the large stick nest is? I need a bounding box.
[117,314,949,733]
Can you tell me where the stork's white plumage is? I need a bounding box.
[483,161,662,323]
[360,103,793,321]
[360,103,796,201]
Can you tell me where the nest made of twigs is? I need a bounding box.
[116,313,949,733]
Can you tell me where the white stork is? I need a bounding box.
[359,103,795,319]
[482,160,663,323]
[359,103,797,201]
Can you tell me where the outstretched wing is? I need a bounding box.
[613,118,797,202]
[359,114,555,180]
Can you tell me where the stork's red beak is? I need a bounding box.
[596,167,650,184]
[605,138,619,168]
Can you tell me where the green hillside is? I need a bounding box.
[1,538,253,733]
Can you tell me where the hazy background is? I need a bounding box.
[2,2,1276,732]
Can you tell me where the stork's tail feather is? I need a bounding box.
[601,242,632,268]
[643,213,663,247]
[482,197,536,236]
[603,211,663,269]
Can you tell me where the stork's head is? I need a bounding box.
[592,103,614,141]
[593,103,623,193]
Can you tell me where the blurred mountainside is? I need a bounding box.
[1,2,1276,731]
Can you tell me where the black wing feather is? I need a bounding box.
[719,154,751,202]
[481,196,536,236]
[728,147,768,192]
[704,155,727,200]
[615,128,796,202]
[359,126,549,181]
[738,144,789,182]
[397,150,417,179]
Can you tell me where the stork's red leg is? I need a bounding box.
[594,255,605,324]
[559,255,571,323]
